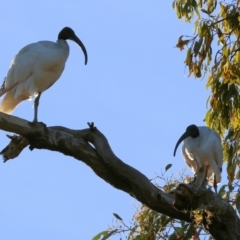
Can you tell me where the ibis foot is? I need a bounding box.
[28,121,47,129]
[28,121,47,151]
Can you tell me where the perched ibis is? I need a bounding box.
[0,27,87,122]
[173,124,223,192]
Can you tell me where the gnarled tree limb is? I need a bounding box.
[0,112,239,240]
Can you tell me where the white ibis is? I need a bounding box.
[0,27,87,122]
[173,124,223,192]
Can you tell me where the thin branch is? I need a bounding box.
[213,16,237,25]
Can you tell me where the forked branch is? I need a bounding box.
[0,112,239,240]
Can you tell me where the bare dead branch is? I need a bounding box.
[1,134,29,162]
[0,112,239,240]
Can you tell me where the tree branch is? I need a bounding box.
[0,112,189,221]
[0,112,239,239]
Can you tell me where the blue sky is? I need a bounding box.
[0,1,225,239]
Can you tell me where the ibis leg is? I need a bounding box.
[33,93,42,122]
[213,173,217,194]
[205,165,210,179]
[204,165,210,188]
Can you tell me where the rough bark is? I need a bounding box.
[0,112,239,240]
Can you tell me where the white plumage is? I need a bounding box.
[0,27,87,122]
[173,124,223,186]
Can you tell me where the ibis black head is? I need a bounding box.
[58,27,88,65]
[173,124,199,156]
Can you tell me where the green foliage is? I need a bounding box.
[173,0,240,184]
[113,213,123,221]
[165,163,173,172]
[93,172,240,239]
[92,230,117,240]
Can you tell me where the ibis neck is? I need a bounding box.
[57,39,68,46]
[56,40,70,61]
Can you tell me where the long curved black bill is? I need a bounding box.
[173,132,190,156]
[72,35,88,65]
